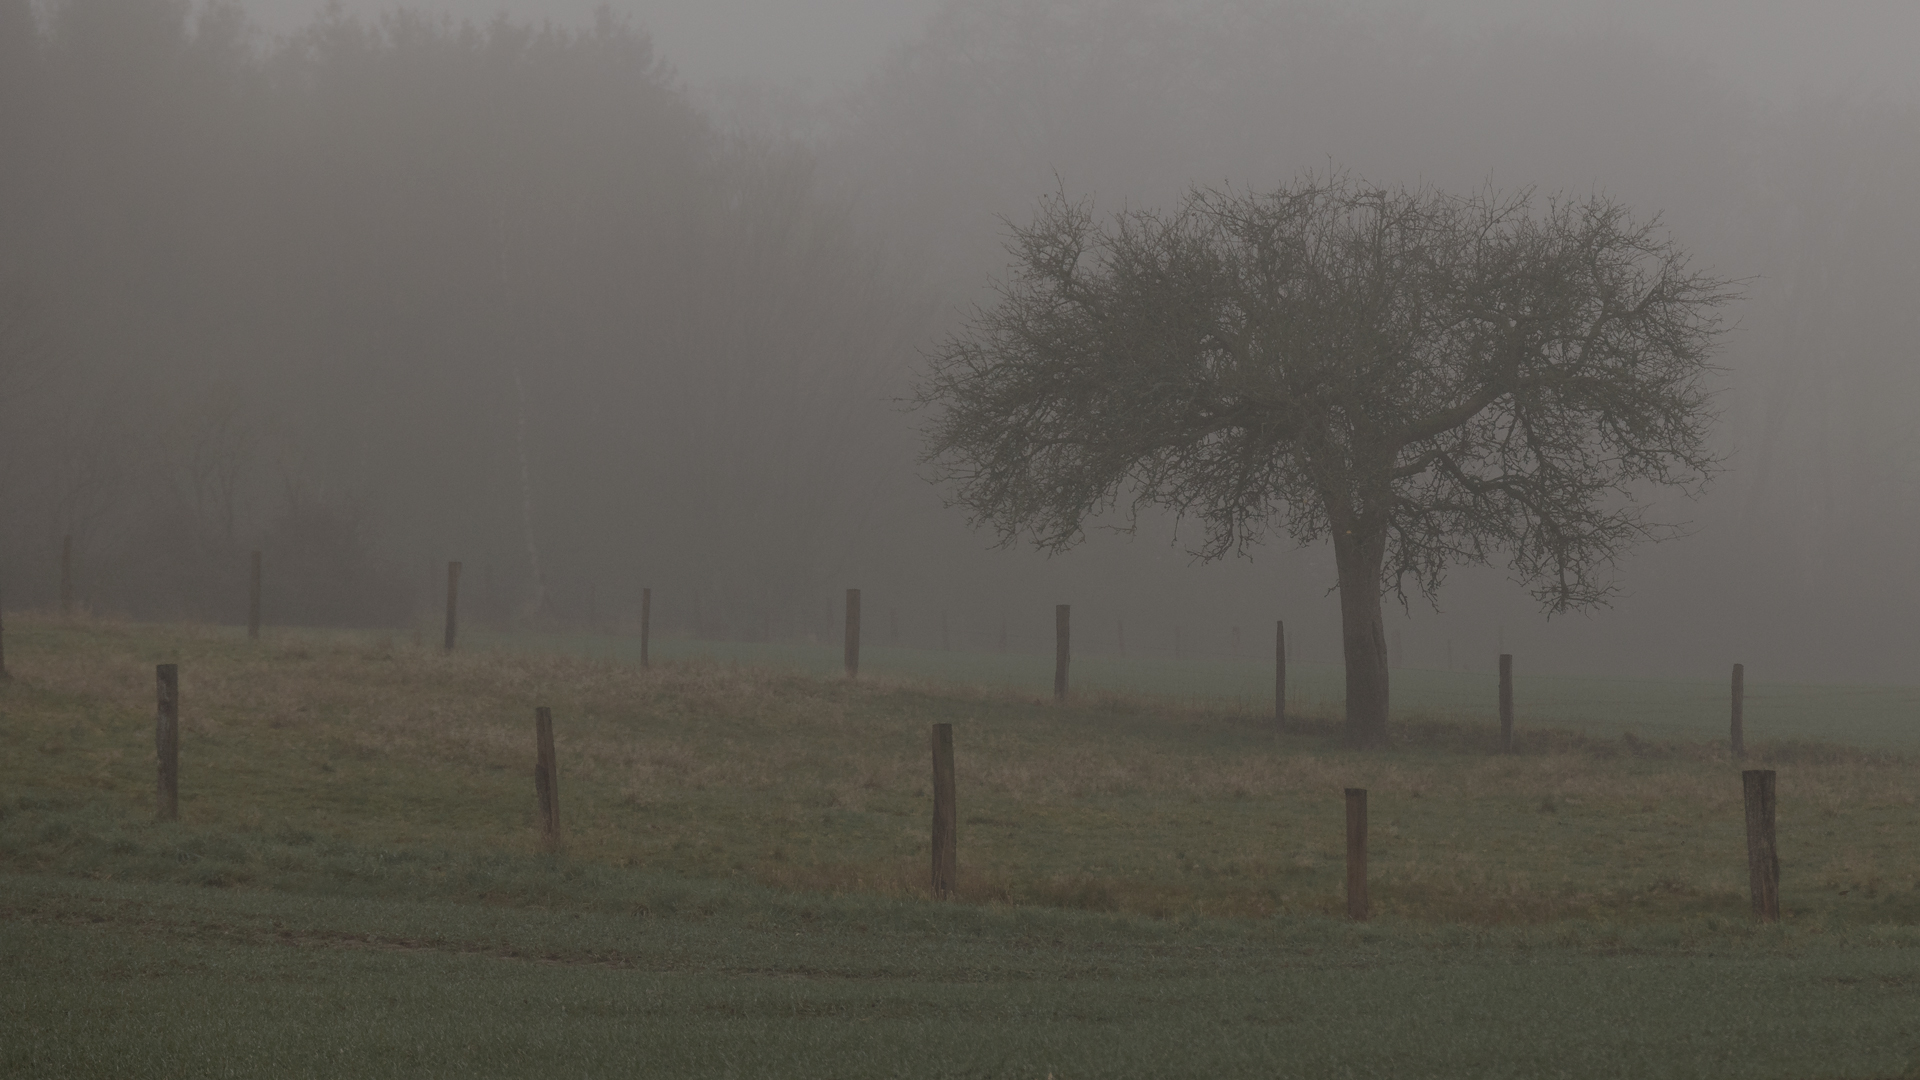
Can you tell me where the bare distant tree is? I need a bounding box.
[919,174,1733,744]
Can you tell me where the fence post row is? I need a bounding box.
[1743,769,1779,923]
[443,561,461,652]
[156,664,179,821]
[1499,653,1514,752]
[844,588,861,679]
[1275,620,1286,731]
[1731,662,1745,759]
[1345,787,1368,920]
[535,706,560,849]
[640,587,652,668]
[65,588,1793,926]
[60,535,73,615]
[931,722,957,900]
[248,550,262,640]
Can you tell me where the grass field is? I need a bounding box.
[476,626,1920,750]
[4,613,1920,1076]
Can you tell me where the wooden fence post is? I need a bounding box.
[930,722,956,899]
[443,561,461,652]
[1499,653,1514,751]
[1345,787,1368,920]
[844,588,861,678]
[1731,663,1745,759]
[1743,769,1779,923]
[156,664,179,821]
[1053,604,1070,700]
[640,587,652,668]
[60,535,73,615]
[1275,620,1287,731]
[248,551,262,640]
[535,706,560,849]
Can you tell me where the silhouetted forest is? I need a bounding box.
[0,0,916,632]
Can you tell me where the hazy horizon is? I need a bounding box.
[229,0,1920,105]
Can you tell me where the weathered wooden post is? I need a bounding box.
[443,561,461,651]
[1499,653,1514,751]
[639,587,652,668]
[843,588,861,678]
[535,706,560,849]
[156,664,179,821]
[1053,604,1070,700]
[59,535,73,615]
[930,722,956,899]
[1731,662,1745,759]
[248,551,262,640]
[1345,787,1368,920]
[1743,769,1779,923]
[1275,620,1287,731]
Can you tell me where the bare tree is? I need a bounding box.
[919,174,1732,744]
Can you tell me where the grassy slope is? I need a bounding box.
[481,627,1920,749]
[4,614,1920,1076]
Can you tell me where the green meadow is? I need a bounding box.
[3,614,1919,1077]
[479,626,1920,750]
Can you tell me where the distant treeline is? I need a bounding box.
[0,0,914,630]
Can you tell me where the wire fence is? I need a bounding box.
[464,627,1920,752]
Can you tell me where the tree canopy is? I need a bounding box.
[920,174,1732,743]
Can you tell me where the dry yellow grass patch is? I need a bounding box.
[2,613,1917,926]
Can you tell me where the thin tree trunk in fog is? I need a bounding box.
[1274,620,1286,731]
[1333,528,1390,746]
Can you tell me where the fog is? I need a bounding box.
[3,0,1918,685]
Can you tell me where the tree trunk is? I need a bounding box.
[1332,527,1390,746]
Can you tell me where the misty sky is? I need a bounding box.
[11,0,1920,682]
[236,0,1920,102]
